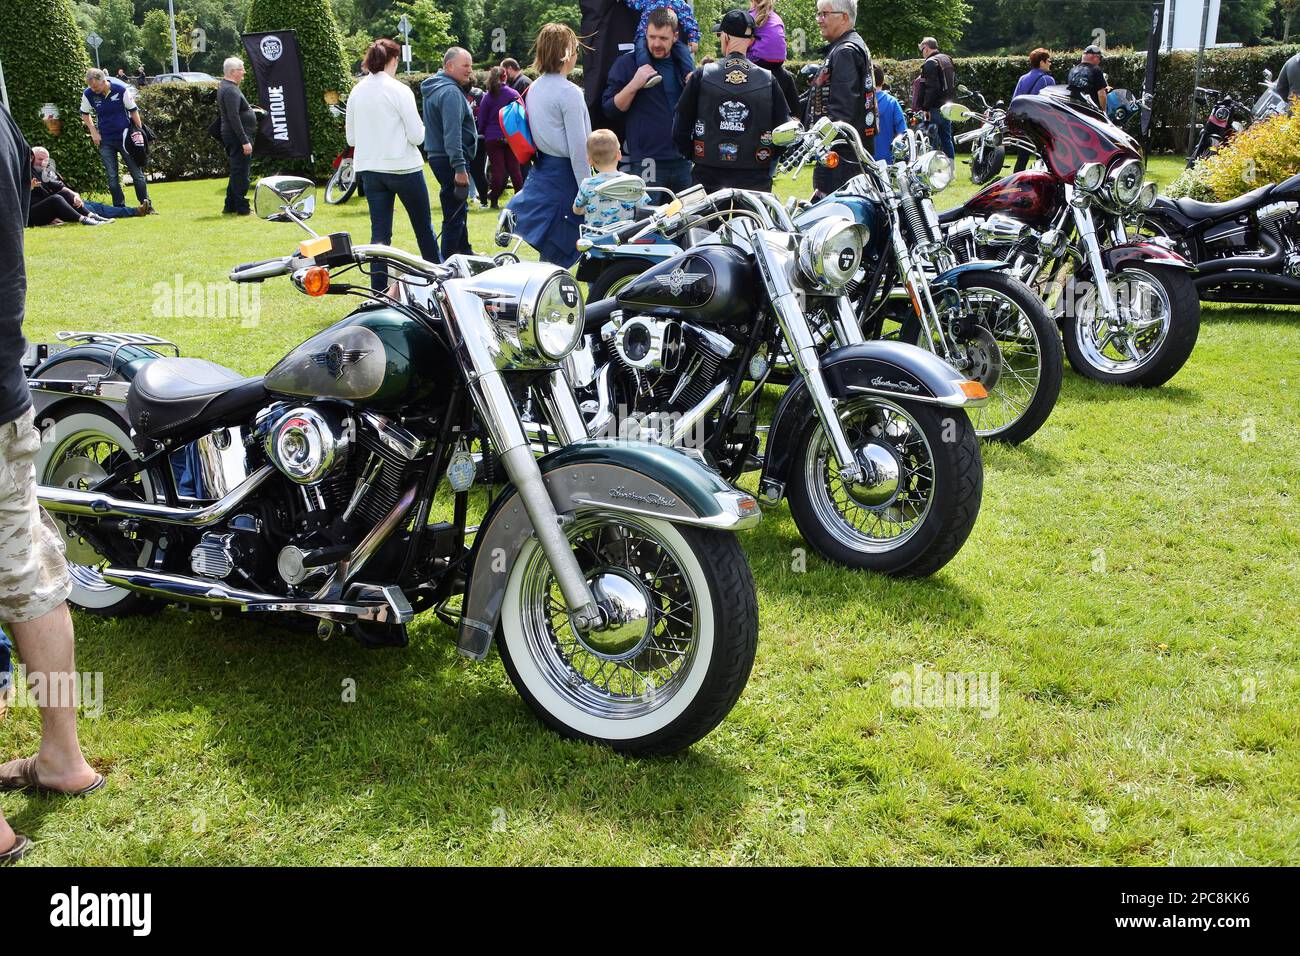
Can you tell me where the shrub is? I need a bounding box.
[0,0,105,193]
[1197,98,1300,200]
[244,0,353,180]
[134,81,229,181]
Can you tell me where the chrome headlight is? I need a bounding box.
[797,218,867,292]
[1109,158,1145,207]
[1134,180,1158,212]
[913,150,955,192]
[1076,162,1107,193]
[466,262,585,365]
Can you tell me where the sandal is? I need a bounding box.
[0,833,31,865]
[0,757,105,796]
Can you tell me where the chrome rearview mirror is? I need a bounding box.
[255,175,318,233]
[592,172,648,205]
[941,101,976,123]
[771,120,803,147]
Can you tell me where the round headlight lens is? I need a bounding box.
[529,272,585,360]
[1110,158,1145,206]
[1135,180,1158,211]
[914,150,955,192]
[1076,162,1107,193]
[798,218,867,292]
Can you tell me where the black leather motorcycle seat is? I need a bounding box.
[127,357,268,441]
[938,205,966,224]
[1173,183,1274,222]
[1273,171,1300,198]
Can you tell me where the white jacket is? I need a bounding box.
[345,71,425,173]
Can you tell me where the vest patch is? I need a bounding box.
[718,101,749,133]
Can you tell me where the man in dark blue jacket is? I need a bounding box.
[79,68,151,210]
[602,7,694,193]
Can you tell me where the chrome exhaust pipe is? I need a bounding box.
[662,381,728,447]
[39,465,276,527]
[97,567,411,623]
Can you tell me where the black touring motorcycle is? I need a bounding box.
[528,176,992,578]
[24,176,763,755]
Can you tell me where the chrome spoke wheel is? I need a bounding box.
[804,398,936,552]
[516,514,699,720]
[933,286,1045,439]
[40,424,155,607]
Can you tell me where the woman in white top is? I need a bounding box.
[505,23,592,267]
[346,39,440,289]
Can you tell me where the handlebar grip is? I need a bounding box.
[229,257,291,283]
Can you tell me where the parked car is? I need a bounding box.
[151,71,217,84]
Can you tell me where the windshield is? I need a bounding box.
[1008,91,1141,184]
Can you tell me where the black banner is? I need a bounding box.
[1141,1,1165,143]
[241,30,311,159]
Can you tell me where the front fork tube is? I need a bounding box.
[1072,201,1121,322]
[771,290,862,482]
[471,369,602,632]
[896,242,959,365]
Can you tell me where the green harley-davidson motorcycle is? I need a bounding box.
[24,176,762,755]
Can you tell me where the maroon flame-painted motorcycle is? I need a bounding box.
[938,86,1200,388]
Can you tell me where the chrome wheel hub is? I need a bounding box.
[579,570,653,660]
[843,443,902,508]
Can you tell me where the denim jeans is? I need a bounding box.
[223,136,252,213]
[0,626,11,696]
[928,112,955,159]
[428,156,471,261]
[99,136,148,207]
[358,169,441,290]
[82,199,136,218]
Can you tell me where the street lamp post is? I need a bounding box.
[167,0,180,74]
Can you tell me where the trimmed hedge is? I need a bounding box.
[0,0,105,193]
[244,0,353,180]
[134,82,228,181]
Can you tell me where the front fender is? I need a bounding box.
[930,260,1010,294]
[1102,240,1196,272]
[759,342,983,499]
[457,440,759,659]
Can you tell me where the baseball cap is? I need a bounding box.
[714,9,757,39]
[1083,44,1104,57]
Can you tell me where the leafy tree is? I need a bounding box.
[774,0,971,61]
[1280,0,1299,42]
[394,0,455,70]
[0,0,105,191]
[140,7,175,70]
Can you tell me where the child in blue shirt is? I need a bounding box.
[872,65,907,164]
[624,0,701,49]
[573,129,652,230]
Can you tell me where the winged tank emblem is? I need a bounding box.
[655,266,708,296]
[312,343,371,379]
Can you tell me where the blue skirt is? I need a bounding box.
[507,151,582,268]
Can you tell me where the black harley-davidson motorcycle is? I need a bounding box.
[24,176,763,755]
[534,183,992,578]
[1186,71,1290,168]
[1137,171,1300,304]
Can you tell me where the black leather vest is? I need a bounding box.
[692,55,775,171]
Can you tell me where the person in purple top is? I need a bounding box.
[1012,48,1054,170]
[747,1,799,115]
[478,66,524,209]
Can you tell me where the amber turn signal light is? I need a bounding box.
[302,266,330,297]
[960,380,989,400]
[823,151,840,169]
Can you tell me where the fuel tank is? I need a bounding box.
[263,306,454,408]
[959,171,1065,231]
[616,245,760,326]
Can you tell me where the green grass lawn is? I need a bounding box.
[7,156,1298,865]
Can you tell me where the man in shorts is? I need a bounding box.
[0,102,104,866]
